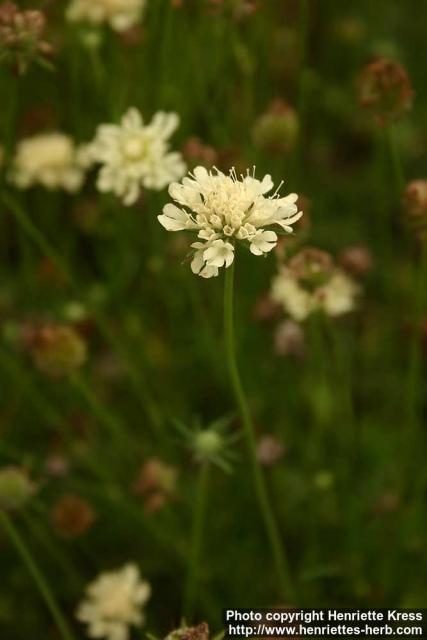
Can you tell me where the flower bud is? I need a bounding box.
[338,244,373,277]
[252,293,281,322]
[357,58,414,125]
[373,492,399,516]
[288,247,334,289]
[166,623,210,640]
[274,320,305,357]
[252,100,299,154]
[133,458,178,497]
[256,435,285,466]
[193,430,223,462]
[0,2,52,74]
[403,179,427,218]
[313,470,334,491]
[0,467,34,511]
[402,180,427,240]
[30,324,87,377]
[52,494,96,537]
[182,137,218,168]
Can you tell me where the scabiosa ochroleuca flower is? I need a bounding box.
[87,107,186,206]
[271,248,360,321]
[66,0,146,32]
[76,563,151,640]
[9,132,87,192]
[157,165,303,278]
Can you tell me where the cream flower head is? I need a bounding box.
[87,107,186,206]
[76,563,151,640]
[158,166,303,278]
[271,249,360,322]
[9,133,86,193]
[66,0,146,32]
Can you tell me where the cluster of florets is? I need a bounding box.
[85,107,187,205]
[66,0,146,32]
[158,166,303,278]
[271,247,360,321]
[358,57,414,125]
[76,564,151,640]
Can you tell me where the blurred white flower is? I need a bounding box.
[9,133,86,193]
[271,265,359,321]
[271,272,314,321]
[76,563,151,640]
[158,166,302,278]
[66,0,146,32]
[319,271,360,317]
[88,107,186,206]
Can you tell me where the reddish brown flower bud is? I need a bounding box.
[274,320,305,357]
[358,58,414,125]
[256,435,286,466]
[288,247,334,287]
[252,293,281,322]
[403,179,427,219]
[118,25,144,47]
[373,492,399,516]
[29,324,87,377]
[52,494,96,537]
[133,458,178,513]
[182,137,218,168]
[403,179,427,239]
[0,2,52,74]
[338,244,373,277]
[0,2,18,24]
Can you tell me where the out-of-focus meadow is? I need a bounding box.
[1,0,427,638]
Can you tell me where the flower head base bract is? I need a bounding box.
[158,166,303,278]
[87,107,187,206]
[66,0,146,32]
[173,414,239,472]
[76,563,151,640]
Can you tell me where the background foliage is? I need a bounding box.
[1,0,427,638]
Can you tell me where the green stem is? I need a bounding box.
[184,462,209,620]
[386,124,405,196]
[0,510,75,640]
[403,244,427,486]
[295,0,310,185]
[223,262,296,602]
[70,373,128,444]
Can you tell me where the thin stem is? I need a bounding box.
[295,0,310,186]
[403,243,427,488]
[0,510,75,640]
[184,462,210,620]
[223,261,296,602]
[70,373,128,443]
[386,124,405,196]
